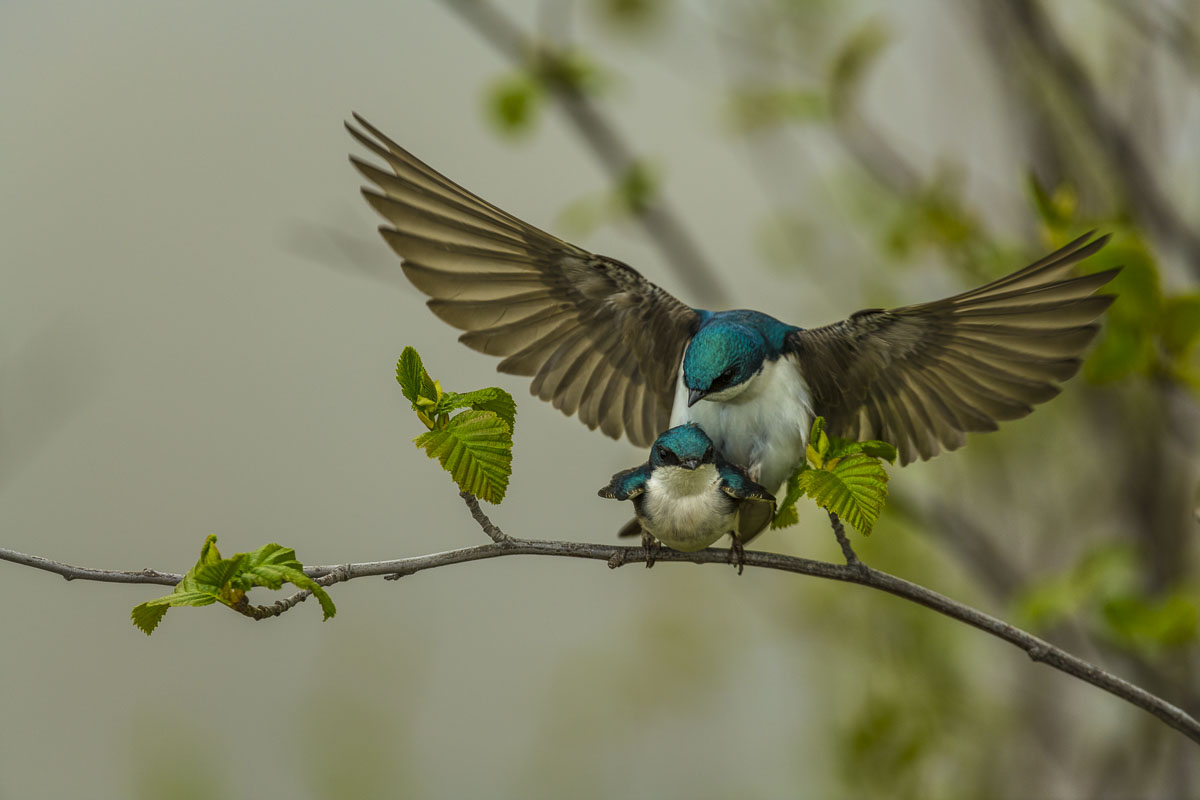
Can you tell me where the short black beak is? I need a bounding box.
[687,388,706,407]
[680,458,700,470]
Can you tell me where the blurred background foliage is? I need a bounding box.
[3,0,1199,798]
[471,0,1200,796]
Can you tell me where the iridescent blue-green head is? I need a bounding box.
[682,320,768,406]
[650,423,716,471]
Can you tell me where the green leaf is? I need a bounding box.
[396,347,437,406]
[827,437,898,464]
[771,463,808,529]
[130,602,170,635]
[590,0,670,34]
[829,19,890,113]
[806,416,830,468]
[1162,294,1200,358]
[437,387,517,436]
[772,417,895,530]
[535,49,609,96]
[485,72,543,136]
[796,453,889,535]
[131,536,336,635]
[725,86,827,133]
[1081,233,1161,382]
[615,161,659,215]
[414,409,513,503]
[1026,173,1077,229]
[228,543,337,621]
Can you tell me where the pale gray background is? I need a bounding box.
[1,2,1164,798]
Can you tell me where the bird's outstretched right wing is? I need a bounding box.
[348,115,702,447]
[790,232,1118,465]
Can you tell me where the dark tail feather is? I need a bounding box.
[616,517,643,538]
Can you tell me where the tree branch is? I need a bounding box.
[990,0,1200,278]
[4,495,1199,746]
[441,0,730,307]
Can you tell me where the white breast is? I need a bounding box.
[641,464,737,552]
[668,355,813,493]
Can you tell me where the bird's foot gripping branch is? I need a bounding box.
[2,348,1193,743]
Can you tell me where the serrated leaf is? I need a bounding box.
[396,347,438,406]
[771,463,809,529]
[130,602,170,635]
[131,536,336,635]
[858,440,898,463]
[414,409,513,503]
[806,417,830,467]
[230,543,336,621]
[797,453,889,535]
[827,437,898,464]
[437,387,517,436]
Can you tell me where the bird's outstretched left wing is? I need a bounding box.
[348,115,701,447]
[598,464,653,501]
[790,232,1118,465]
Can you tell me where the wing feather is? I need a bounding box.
[349,114,700,447]
[791,232,1117,464]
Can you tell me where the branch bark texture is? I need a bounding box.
[3,494,1199,746]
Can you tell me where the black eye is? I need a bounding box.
[703,445,713,461]
[657,446,677,464]
[717,367,736,385]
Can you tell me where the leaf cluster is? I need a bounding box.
[1017,543,1199,652]
[131,535,335,635]
[1028,175,1200,390]
[397,347,516,504]
[484,50,608,138]
[772,417,896,535]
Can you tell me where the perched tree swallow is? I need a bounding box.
[348,115,1119,492]
[598,424,775,569]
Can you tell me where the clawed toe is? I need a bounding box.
[641,531,660,569]
[727,536,746,575]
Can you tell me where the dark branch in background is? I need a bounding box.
[1102,0,1200,78]
[442,0,730,307]
[981,0,1200,279]
[4,495,1199,747]
[909,493,1200,714]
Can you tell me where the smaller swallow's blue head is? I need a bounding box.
[650,423,716,471]
[682,321,767,406]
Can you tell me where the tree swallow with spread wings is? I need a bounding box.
[598,424,775,570]
[347,114,1119,492]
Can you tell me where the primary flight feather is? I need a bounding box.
[348,113,1118,492]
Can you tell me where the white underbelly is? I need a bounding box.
[669,356,813,492]
[642,467,737,551]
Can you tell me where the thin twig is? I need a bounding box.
[4,506,1199,746]
[441,0,730,307]
[460,491,511,543]
[235,566,353,621]
[827,511,864,570]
